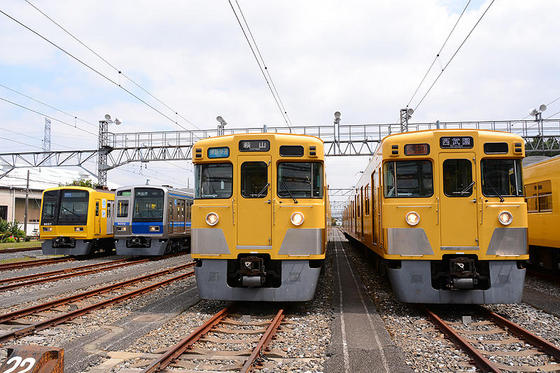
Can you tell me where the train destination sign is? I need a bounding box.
[440,136,474,149]
[208,147,230,158]
[239,140,270,152]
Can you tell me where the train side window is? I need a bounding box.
[443,159,473,197]
[241,162,268,198]
[538,180,552,212]
[364,185,370,215]
[95,201,99,216]
[107,202,112,218]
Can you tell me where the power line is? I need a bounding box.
[0,83,97,128]
[0,96,98,136]
[0,9,192,132]
[413,0,496,112]
[0,126,74,150]
[406,0,471,108]
[227,0,293,128]
[24,0,201,131]
[0,135,44,150]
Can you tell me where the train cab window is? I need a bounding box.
[133,188,164,222]
[481,159,523,197]
[443,159,473,197]
[241,162,268,198]
[277,162,323,199]
[117,200,129,217]
[59,190,89,225]
[41,190,59,225]
[195,163,233,199]
[384,161,433,198]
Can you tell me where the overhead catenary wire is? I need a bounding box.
[412,0,496,113]
[227,0,293,128]
[0,9,193,133]
[23,0,201,131]
[0,96,98,136]
[0,83,97,128]
[406,0,471,108]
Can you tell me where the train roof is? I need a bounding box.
[115,185,193,197]
[193,132,324,147]
[42,186,113,194]
[382,128,524,143]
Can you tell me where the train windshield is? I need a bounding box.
[481,159,523,197]
[41,190,59,225]
[277,162,323,198]
[133,188,164,221]
[58,190,89,225]
[195,163,233,199]
[384,161,433,198]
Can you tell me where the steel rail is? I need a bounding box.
[0,246,41,253]
[0,258,150,291]
[142,307,231,373]
[240,309,284,373]
[0,266,195,344]
[0,258,130,284]
[423,306,501,373]
[0,262,194,324]
[0,257,74,271]
[479,306,560,361]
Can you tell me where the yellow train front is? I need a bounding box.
[343,129,528,304]
[40,186,115,256]
[191,133,328,302]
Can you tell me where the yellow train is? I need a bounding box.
[343,129,528,304]
[40,186,115,256]
[524,156,560,270]
[191,133,329,301]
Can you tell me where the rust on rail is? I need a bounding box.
[241,308,284,373]
[0,257,74,271]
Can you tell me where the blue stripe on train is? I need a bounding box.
[131,222,164,234]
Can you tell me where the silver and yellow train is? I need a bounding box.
[524,156,560,270]
[113,185,193,256]
[191,133,329,302]
[40,186,115,256]
[343,129,528,304]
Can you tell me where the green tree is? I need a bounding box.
[61,178,97,188]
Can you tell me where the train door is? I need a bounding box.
[94,200,101,235]
[360,187,364,237]
[439,153,479,249]
[236,156,272,249]
[168,199,174,234]
[106,200,113,235]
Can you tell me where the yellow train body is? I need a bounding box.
[343,129,528,303]
[524,156,560,269]
[191,133,328,301]
[40,186,115,256]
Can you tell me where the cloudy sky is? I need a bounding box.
[1,0,559,207]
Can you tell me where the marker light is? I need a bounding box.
[405,211,420,226]
[149,226,160,232]
[74,227,84,232]
[498,211,513,226]
[291,212,305,226]
[206,212,219,226]
[43,227,52,232]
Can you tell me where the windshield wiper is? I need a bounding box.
[485,181,504,202]
[280,180,298,204]
[61,206,80,217]
[256,183,269,198]
[454,181,475,195]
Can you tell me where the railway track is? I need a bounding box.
[0,246,42,254]
[0,262,195,344]
[0,256,74,271]
[424,305,560,372]
[143,307,285,373]
[0,258,150,291]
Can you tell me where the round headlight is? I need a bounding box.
[498,211,513,226]
[405,211,420,226]
[290,212,304,226]
[205,212,219,226]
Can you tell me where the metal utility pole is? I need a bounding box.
[333,111,341,154]
[97,114,121,188]
[530,104,547,137]
[24,170,29,236]
[216,116,227,136]
[43,118,51,166]
[400,108,414,133]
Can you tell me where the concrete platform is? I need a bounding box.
[325,229,411,373]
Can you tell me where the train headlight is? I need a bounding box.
[290,212,305,226]
[206,212,219,226]
[405,211,420,226]
[498,211,513,226]
[74,227,84,232]
[149,226,160,232]
[42,227,52,232]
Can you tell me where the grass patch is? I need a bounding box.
[0,241,43,250]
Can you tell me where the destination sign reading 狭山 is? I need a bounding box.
[208,147,230,158]
[239,140,270,152]
[440,136,474,149]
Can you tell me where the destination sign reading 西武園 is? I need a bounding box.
[440,136,474,149]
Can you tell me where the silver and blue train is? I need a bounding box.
[113,185,193,256]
